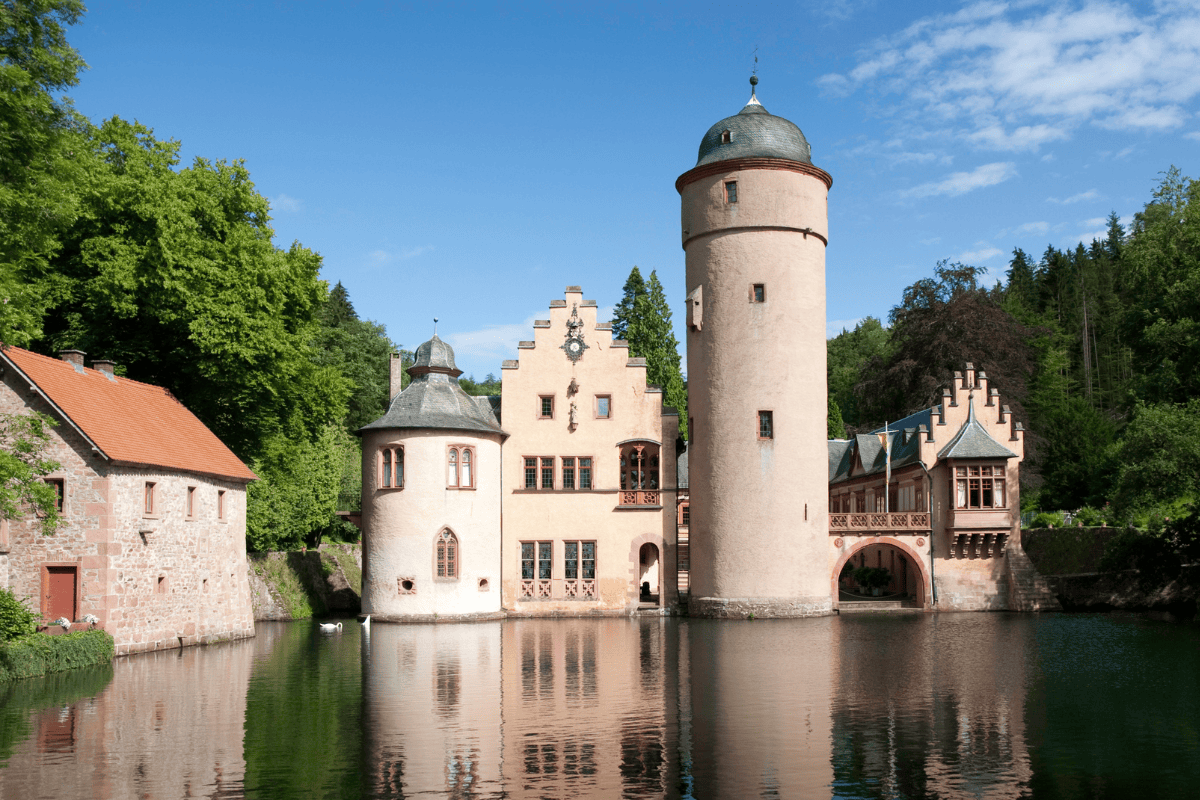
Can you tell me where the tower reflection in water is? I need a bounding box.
[362,616,1038,799]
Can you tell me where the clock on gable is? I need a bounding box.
[561,303,589,363]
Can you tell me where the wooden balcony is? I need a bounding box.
[829,512,932,534]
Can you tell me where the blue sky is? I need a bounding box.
[66,1,1200,380]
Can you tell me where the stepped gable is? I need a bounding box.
[360,334,506,436]
[1,345,255,481]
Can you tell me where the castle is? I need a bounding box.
[360,78,1043,619]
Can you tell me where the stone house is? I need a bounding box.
[0,346,256,655]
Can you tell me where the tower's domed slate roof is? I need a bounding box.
[412,335,457,373]
[359,335,505,437]
[695,77,812,167]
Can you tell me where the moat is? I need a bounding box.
[2,614,1198,799]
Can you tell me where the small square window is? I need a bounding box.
[758,411,773,440]
[725,181,738,203]
[751,284,765,303]
[596,395,611,419]
[539,395,554,419]
[721,129,731,144]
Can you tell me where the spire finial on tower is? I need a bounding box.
[749,48,760,105]
[433,317,439,336]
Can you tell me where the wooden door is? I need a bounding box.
[44,566,78,621]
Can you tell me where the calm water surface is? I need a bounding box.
[1,614,1197,799]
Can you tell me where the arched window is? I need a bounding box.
[379,446,403,488]
[618,443,660,506]
[447,446,475,488]
[436,529,458,579]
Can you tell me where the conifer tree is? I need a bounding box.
[618,268,688,439]
[610,266,646,342]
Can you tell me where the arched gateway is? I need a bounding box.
[831,537,931,610]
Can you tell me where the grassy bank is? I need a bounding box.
[248,543,362,620]
[0,630,114,684]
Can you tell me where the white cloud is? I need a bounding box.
[272,193,302,213]
[957,247,1003,263]
[368,245,436,266]
[920,236,942,245]
[817,1,1200,150]
[446,316,537,364]
[1047,189,1100,204]
[1082,216,1107,227]
[901,161,1017,198]
[1017,221,1050,235]
[1183,131,1200,140]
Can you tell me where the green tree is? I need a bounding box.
[312,281,398,434]
[40,117,350,461]
[0,411,60,535]
[623,270,688,439]
[610,265,646,342]
[827,395,846,439]
[246,424,344,552]
[459,373,501,396]
[0,0,88,346]
[1031,395,1117,510]
[826,316,889,430]
[1110,400,1200,514]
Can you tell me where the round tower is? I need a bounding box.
[359,335,507,621]
[677,77,833,617]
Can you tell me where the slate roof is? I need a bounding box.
[937,397,1017,460]
[360,336,506,437]
[676,445,689,490]
[695,81,812,167]
[1,345,255,481]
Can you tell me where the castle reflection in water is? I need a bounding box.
[8,614,1191,799]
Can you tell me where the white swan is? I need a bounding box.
[361,615,371,632]
[318,621,343,633]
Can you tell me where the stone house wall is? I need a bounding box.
[1,369,254,655]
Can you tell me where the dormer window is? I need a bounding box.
[721,130,731,144]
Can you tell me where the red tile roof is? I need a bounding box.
[2,346,256,482]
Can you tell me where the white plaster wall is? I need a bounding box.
[682,165,831,607]
[499,290,678,613]
[361,428,503,619]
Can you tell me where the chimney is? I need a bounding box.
[92,359,117,381]
[59,350,86,372]
[389,352,405,400]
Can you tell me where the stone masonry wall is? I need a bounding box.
[1,373,255,655]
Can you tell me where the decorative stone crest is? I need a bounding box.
[561,303,589,362]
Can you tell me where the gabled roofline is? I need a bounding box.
[0,347,111,462]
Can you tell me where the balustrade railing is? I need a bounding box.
[829,511,932,533]
[519,578,597,600]
[619,490,660,506]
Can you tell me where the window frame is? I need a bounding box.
[538,395,554,420]
[186,485,197,520]
[44,478,65,514]
[953,464,1007,510]
[540,457,555,490]
[595,394,611,419]
[751,283,765,303]
[379,446,404,490]
[217,489,226,521]
[447,445,475,489]
[435,529,459,580]
[758,410,774,440]
[143,481,157,518]
[725,180,738,203]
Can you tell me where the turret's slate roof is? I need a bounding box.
[695,81,812,167]
[360,335,506,437]
[677,445,689,490]
[937,397,1016,460]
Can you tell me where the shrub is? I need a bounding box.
[1074,506,1105,527]
[1031,511,1065,529]
[0,588,37,643]
[0,630,114,684]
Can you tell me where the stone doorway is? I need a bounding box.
[42,565,78,622]
[638,543,660,606]
[834,540,929,610]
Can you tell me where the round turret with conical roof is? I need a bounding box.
[359,333,506,622]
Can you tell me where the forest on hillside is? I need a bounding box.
[828,170,1200,526]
